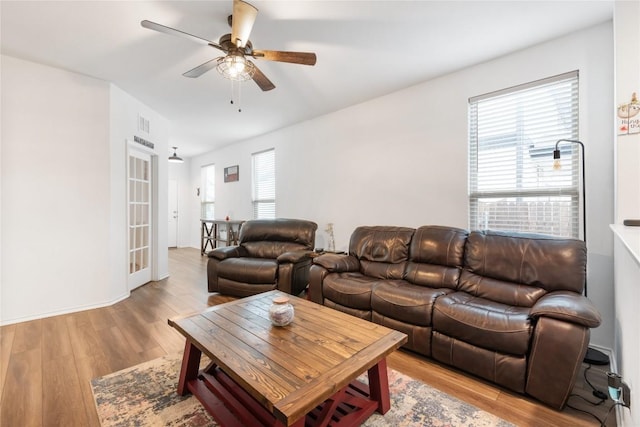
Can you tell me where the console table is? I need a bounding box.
[200,219,245,255]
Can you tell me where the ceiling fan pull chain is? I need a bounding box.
[229,79,242,112]
[230,78,235,105]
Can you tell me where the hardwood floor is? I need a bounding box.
[0,248,615,426]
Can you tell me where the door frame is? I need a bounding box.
[168,179,178,248]
[126,142,159,290]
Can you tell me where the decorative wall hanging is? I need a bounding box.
[224,165,239,182]
[617,92,639,135]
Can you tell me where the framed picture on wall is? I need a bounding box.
[224,165,239,182]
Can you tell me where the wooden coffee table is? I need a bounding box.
[168,290,407,427]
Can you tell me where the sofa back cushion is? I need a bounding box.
[460,230,586,306]
[240,218,317,259]
[349,226,414,279]
[405,226,468,289]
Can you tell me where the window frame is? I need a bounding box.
[251,148,276,219]
[200,163,215,220]
[468,71,581,238]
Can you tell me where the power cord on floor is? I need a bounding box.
[566,399,622,426]
[566,398,604,425]
[565,364,621,427]
[583,364,609,400]
[566,395,623,427]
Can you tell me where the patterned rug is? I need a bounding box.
[91,353,514,427]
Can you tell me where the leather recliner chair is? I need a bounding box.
[207,218,317,297]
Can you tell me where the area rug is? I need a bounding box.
[91,353,514,427]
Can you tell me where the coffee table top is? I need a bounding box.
[169,290,407,425]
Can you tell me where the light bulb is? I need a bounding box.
[217,53,254,82]
[233,57,246,73]
[225,56,246,78]
[552,149,561,170]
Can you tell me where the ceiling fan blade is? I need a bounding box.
[252,50,317,66]
[249,61,275,91]
[231,0,258,48]
[183,58,220,78]
[141,20,224,51]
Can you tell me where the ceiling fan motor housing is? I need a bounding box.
[218,33,253,55]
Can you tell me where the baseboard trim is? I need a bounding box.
[598,347,616,372]
[0,292,130,326]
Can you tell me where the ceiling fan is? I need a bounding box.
[141,0,317,92]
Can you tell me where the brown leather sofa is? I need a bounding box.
[308,225,602,409]
[207,218,317,297]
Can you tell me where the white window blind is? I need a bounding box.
[469,71,580,238]
[252,149,275,219]
[201,164,215,219]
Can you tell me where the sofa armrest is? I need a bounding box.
[277,250,314,296]
[530,291,601,328]
[313,254,360,273]
[207,245,247,261]
[277,249,314,264]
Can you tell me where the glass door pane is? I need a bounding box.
[128,149,152,288]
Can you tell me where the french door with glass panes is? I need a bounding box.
[128,149,152,289]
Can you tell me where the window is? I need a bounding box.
[201,164,215,219]
[252,149,275,219]
[469,71,580,238]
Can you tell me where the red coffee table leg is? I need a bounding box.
[367,358,391,414]
[177,339,201,396]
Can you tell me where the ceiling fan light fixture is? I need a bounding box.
[168,147,184,163]
[217,54,255,82]
[141,0,316,93]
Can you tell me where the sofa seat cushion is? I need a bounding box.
[433,292,532,356]
[217,258,277,284]
[372,280,451,326]
[323,272,377,310]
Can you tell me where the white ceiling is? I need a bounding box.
[1,1,613,158]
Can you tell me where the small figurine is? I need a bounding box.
[325,223,336,252]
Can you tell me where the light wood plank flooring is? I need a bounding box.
[0,248,616,426]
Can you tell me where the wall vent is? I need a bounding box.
[138,114,150,134]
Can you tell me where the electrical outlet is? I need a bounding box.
[607,372,631,408]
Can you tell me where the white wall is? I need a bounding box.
[0,56,170,324]
[0,54,4,322]
[614,1,640,224]
[1,55,113,323]
[187,23,615,351]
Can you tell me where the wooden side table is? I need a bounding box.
[200,219,245,255]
